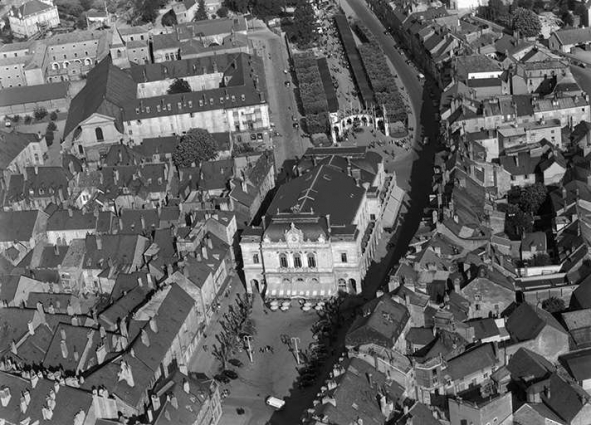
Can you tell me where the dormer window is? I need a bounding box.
[199,100,203,107]
[167,104,172,111]
[220,97,224,103]
[241,94,246,101]
[209,98,214,104]
[146,106,151,113]
[188,100,193,108]
[178,102,182,109]
[231,95,236,102]
[156,105,161,112]
[135,107,140,114]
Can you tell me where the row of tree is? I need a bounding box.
[293,53,331,134]
[357,42,407,123]
[223,0,298,17]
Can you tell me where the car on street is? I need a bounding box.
[285,81,291,87]
[250,133,257,141]
[266,396,285,410]
[283,69,289,74]
[293,122,299,128]
[257,133,263,140]
[222,370,238,380]
[214,374,230,384]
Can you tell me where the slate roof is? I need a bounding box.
[346,296,410,348]
[12,0,54,17]
[0,131,41,170]
[47,209,97,231]
[24,166,70,199]
[541,373,590,423]
[405,327,435,346]
[130,53,244,82]
[522,231,547,253]
[552,27,591,46]
[506,302,566,342]
[268,163,366,226]
[560,348,591,382]
[313,357,404,425]
[64,54,137,137]
[445,343,497,381]
[507,347,555,381]
[0,371,94,425]
[0,210,40,242]
[499,153,540,176]
[0,82,68,107]
[513,403,566,425]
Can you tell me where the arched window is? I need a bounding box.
[293,253,302,268]
[279,253,288,268]
[252,253,259,264]
[307,253,316,268]
[63,61,70,69]
[95,127,104,142]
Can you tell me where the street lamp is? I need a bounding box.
[243,335,254,363]
[290,337,301,365]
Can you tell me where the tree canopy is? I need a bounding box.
[167,78,192,94]
[290,0,316,47]
[194,0,208,21]
[541,296,565,313]
[173,128,218,167]
[162,8,177,26]
[133,0,159,23]
[216,6,229,17]
[512,7,541,38]
[251,0,281,18]
[223,0,249,13]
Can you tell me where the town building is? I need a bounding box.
[7,0,60,39]
[241,150,396,298]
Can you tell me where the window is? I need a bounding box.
[253,254,259,264]
[475,304,480,311]
[294,254,302,268]
[95,127,104,142]
[341,252,348,263]
[307,253,316,268]
[279,253,288,268]
[370,214,376,221]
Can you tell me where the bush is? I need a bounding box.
[47,121,57,132]
[216,6,228,17]
[24,115,33,125]
[49,111,58,121]
[45,131,55,146]
[34,106,48,121]
[12,115,21,123]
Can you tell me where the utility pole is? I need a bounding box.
[291,337,301,365]
[243,335,254,363]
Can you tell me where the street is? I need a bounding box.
[340,0,423,144]
[248,26,310,171]
[338,0,439,293]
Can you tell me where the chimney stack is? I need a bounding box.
[183,379,190,394]
[202,245,208,259]
[141,328,150,347]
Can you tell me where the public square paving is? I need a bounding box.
[217,293,320,425]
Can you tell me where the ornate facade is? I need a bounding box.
[241,149,399,299]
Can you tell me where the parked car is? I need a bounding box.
[250,133,257,141]
[284,81,291,87]
[214,374,230,384]
[257,133,264,140]
[222,370,238,380]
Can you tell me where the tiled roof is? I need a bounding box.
[561,348,591,382]
[499,153,540,176]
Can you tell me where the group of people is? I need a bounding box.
[259,345,274,354]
